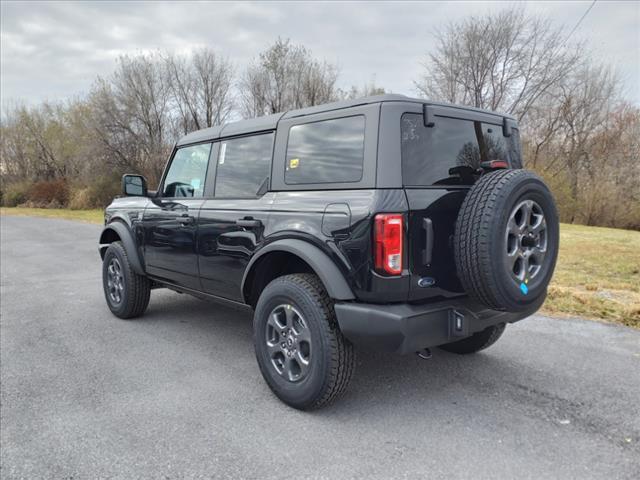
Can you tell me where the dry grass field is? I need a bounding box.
[1,207,104,224]
[2,208,639,327]
[543,223,640,328]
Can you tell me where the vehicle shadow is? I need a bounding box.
[140,290,532,415]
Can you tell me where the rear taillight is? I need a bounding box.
[480,160,509,170]
[374,214,404,275]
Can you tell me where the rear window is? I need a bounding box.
[401,113,520,186]
[285,115,365,185]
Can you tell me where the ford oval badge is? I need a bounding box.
[418,277,436,288]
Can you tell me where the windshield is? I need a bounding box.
[401,113,522,186]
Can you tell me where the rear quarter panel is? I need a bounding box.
[268,189,410,303]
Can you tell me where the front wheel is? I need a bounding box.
[253,274,356,410]
[102,241,151,319]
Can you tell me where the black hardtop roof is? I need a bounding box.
[176,94,515,146]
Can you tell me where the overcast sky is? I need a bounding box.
[1,0,639,109]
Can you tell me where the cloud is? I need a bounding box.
[1,0,638,108]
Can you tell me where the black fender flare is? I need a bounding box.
[242,239,356,301]
[99,221,145,275]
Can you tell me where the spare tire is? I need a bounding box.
[454,169,559,312]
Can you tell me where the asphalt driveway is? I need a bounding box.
[1,215,639,479]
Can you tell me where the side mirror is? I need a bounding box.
[122,174,148,197]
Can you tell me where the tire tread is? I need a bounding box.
[255,273,355,410]
[454,169,550,310]
[103,241,150,319]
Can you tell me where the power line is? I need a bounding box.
[564,0,597,44]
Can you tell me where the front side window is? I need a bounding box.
[401,113,519,186]
[285,115,365,185]
[215,133,274,197]
[163,143,211,197]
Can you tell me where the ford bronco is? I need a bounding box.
[99,94,559,409]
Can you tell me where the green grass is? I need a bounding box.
[1,207,104,224]
[1,207,638,327]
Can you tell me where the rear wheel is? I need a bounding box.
[102,241,151,319]
[253,273,355,410]
[439,323,506,354]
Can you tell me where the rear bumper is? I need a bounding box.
[334,297,535,355]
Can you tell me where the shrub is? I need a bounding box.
[68,187,93,210]
[69,175,121,209]
[534,169,574,223]
[1,182,31,207]
[27,179,69,207]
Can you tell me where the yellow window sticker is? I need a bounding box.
[289,158,299,169]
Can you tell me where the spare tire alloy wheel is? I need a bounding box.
[454,169,559,313]
[265,304,312,382]
[506,200,548,294]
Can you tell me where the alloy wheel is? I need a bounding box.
[106,257,125,305]
[265,304,312,382]
[505,199,548,287]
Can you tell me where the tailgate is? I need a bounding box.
[405,188,467,301]
[400,108,520,301]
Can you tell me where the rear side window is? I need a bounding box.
[215,133,274,197]
[285,115,365,185]
[509,128,523,169]
[401,113,517,186]
[163,143,211,197]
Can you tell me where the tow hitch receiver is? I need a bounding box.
[450,310,468,337]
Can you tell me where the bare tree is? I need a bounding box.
[165,48,234,134]
[0,101,90,182]
[341,76,387,100]
[415,8,582,122]
[555,64,621,221]
[565,102,640,228]
[520,63,633,225]
[1,105,34,182]
[2,34,637,228]
[414,7,640,228]
[89,53,173,184]
[240,38,339,117]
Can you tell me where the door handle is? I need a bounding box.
[179,213,195,225]
[236,218,262,228]
[422,217,434,265]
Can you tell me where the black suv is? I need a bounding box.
[99,94,559,409]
